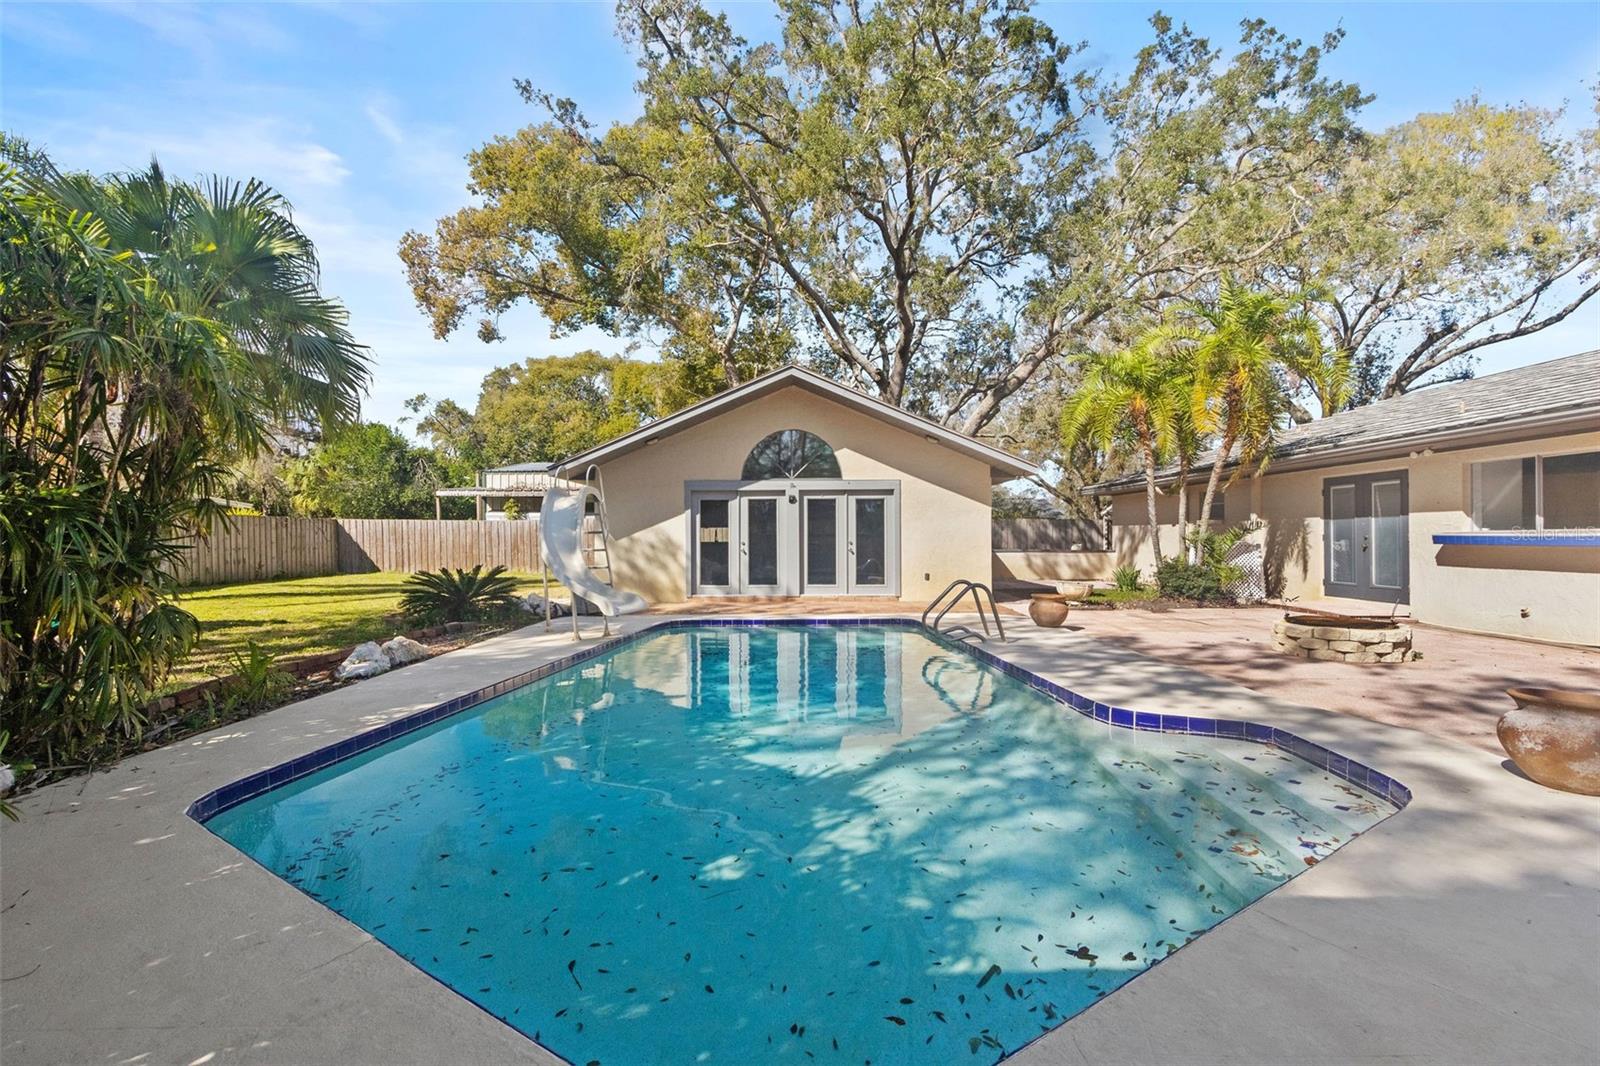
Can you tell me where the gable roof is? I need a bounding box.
[1086,350,1600,495]
[555,365,1039,482]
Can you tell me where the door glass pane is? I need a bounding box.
[805,497,837,586]
[747,497,779,587]
[854,497,886,586]
[697,498,729,587]
[1542,451,1600,529]
[1327,484,1356,585]
[1472,457,1536,529]
[1371,481,1404,589]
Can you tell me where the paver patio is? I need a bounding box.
[1034,604,1600,753]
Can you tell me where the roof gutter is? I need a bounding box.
[1081,408,1600,496]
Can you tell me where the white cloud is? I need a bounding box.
[365,100,406,147]
[40,115,350,189]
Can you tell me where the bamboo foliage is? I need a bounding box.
[0,159,368,769]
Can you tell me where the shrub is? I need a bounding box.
[1154,525,1255,602]
[1112,564,1142,592]
[220,641,294,712]
[500,499,521,521]
[401,565,520,623]
[1154,558,1229,601]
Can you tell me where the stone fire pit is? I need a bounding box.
[1272,614,1415,664]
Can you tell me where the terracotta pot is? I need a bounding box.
[1498,688,1600,796]
[1029,594,1071,628]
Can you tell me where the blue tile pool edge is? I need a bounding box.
[185,617,1412,824]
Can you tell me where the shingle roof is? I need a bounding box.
[1086,350,1600,494]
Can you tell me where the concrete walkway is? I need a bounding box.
[2,614,1596,1066]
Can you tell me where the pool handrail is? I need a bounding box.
[921,579,1006,643]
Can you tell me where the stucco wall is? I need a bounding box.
[594,385,995,605]
[1105,430,1600,645]
[992,551,1115,584]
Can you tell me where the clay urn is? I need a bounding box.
[1029,593,1071,628]
[1499,687,1600,796]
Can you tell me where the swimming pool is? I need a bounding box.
[198,622,1404,1065]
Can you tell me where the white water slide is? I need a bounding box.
[539,480,647,623]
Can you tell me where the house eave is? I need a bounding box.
[555,365,1040,481]
[1081,408,1600,496]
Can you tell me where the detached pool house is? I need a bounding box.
[552,366,1038,605]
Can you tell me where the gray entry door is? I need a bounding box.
[1323,472,1409,604]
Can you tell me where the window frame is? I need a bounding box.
[1470,448,1600,532]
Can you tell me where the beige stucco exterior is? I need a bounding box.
[1108,430,1600,646]
[593,384,995,605]
[992,550,1115,584]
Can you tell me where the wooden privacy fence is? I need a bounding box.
[992,517,1109,553]
[174,516,337,585]
[174,517,546,585]
[335,518,544,574]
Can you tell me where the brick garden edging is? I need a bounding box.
[1272,617,1416,664]
[143,621,486,717]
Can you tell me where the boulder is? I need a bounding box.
[335,641,390,681]
[381,635,429,666]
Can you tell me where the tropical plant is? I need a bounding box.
[220,641,294,713]
[1155,526,1249,602]
[0,156,366,770]
[1061,340,1187,562]
[1153,558,1229,602]
[400,565,520,623]
[1112,564,1143,593]
[0,730,34,821]
[1170,280,1348,538]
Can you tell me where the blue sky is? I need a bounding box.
[3,1,1597,432]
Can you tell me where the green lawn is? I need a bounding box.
[169,571,561,688]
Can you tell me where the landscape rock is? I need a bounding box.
[335,641,391,681]
[381,635,429,665]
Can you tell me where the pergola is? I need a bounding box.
[433,479,555,520]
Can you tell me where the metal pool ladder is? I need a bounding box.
[921,579,1006,644]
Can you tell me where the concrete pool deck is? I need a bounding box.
[2,614,1596,1066]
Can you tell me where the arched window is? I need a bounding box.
[742,429,841,480]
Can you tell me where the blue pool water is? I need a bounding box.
[205,624,1397,1064]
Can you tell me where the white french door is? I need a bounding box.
[692,494,737,594]
[691,485,898,597]
[740,494,784,595]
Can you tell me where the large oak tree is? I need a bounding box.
[402,1,1365,431]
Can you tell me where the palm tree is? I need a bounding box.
[45,161,370,431]
[1178,280,1347,539]
[1061,340,1186,563]
[2,158,368,769]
